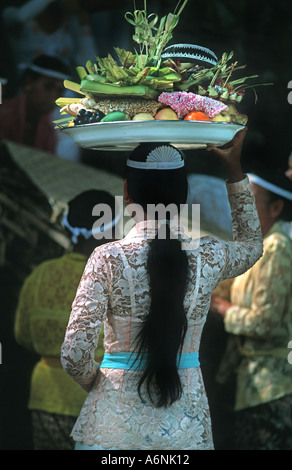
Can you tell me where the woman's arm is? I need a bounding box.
[208,129,263,280]
[207,128,246,183]
[61,248,110,392]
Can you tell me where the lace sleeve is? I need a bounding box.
[61,249,110,392]
[220,177,263,280]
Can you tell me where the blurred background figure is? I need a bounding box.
[83,0,131,57]
[0,55,70,154]
[285,152,292,181]
[14,189,120,450]
[210,168,292,450]
[1,0,97,87]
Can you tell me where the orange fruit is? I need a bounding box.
[184,111,210,121]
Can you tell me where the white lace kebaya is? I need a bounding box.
[61,154,263,450]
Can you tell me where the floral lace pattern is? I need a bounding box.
[61,177,263,450]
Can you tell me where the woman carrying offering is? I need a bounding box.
[61,129,263,450]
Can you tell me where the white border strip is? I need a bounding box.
[126,160,184,170]
[247,173,292,201]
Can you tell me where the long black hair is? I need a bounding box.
[125,143,189,408]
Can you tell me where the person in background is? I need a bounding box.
[84,0,131,57]
[211,169,292,450]
[61,131,263,451]
[285,152,292,181]
[1,0,97,72]
[0,54,70,154]
[14,189,120,450]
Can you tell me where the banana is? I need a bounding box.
[60,102,96,117]
[56,97,82,107]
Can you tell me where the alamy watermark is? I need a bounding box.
[90,196,201,250]
[288,80,292,105]
[288,341,292,365]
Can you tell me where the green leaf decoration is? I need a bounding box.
[60,1,272,105]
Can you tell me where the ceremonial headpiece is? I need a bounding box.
[126,144,185,170]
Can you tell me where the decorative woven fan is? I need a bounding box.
[161,44,218,67]
[146,145,183,163]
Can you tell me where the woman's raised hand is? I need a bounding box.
[206,127,247,183]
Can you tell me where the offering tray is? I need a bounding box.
[60,120,245,151]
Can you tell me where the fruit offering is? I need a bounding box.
[101,111,128,122]
[54,0,271,130]
[184,112,210,122]
[73,109,105,125]
[158,92,228,119]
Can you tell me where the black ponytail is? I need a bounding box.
[136,222,189,407]
[125,143,189,408]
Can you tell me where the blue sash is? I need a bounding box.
[100,352,200,370]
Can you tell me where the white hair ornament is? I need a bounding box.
[62,212,121,244]
[126,145,184,170]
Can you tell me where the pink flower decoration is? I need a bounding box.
[158,92,228,119]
